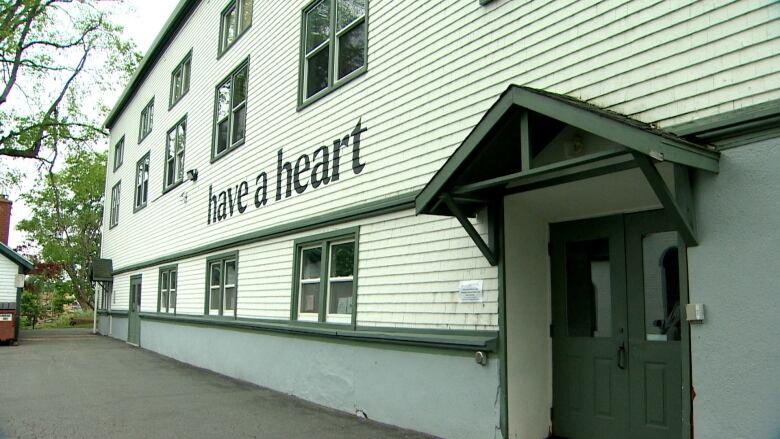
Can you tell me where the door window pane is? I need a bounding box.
[642,232,681,342]
[565,239,611,337]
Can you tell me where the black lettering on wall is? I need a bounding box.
[217,191,227,221]
[237,181,249,213]
[351,118,367,175]
[294,154,310,194]
[276,149,293,201]
[254,172,268,208]
[208,185,217,225]
[331,135,349,183]
[311,146,330,189]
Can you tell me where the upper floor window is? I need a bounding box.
[169,52,191,108]
[206,253,238,317]
[292,228,358,325]
[138,98,154,143]
[158,266,177,314]
[213,60,248,161]
[113,136,124,171]
[164,117,186,191]
[109,182,120,228]
[134,153,150,211]
[219,0,253,55]
[299,0,367,106]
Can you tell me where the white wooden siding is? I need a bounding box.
[111,209,497,330]
[102,0,780,269]
[0,257,18,303]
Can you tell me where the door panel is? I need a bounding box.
[551,215,629,439]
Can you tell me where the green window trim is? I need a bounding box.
[169,50,192,109]
[204,251,239,318]
[138,98,154,143]
[109,181,121,229]
[290,226,359,327]
[218,0,253,57]
[297,0,369,110]
[158,265,178,314]
[163,115,187,193]
[113,136,124,171]
[212,58,249,162]
[133,152,150,212]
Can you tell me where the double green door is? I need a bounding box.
[127,275,142,346]
[551,211,683,439]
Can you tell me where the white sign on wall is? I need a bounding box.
[458,280,484,303]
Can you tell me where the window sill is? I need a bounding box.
[139,312,498,352]
[168,90,189,111]
[162,179,184,195]
[297,66,367,112]
[210,138,245,164]
[133,203,148,214]
[217,25,251,61]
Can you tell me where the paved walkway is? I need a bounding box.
[0,329,434,439]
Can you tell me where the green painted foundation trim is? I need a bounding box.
[113,191,417,275]
[139,312,498,352]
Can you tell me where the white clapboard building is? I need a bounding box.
[95,1,780,438]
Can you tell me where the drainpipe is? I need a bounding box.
[92,283,98,334]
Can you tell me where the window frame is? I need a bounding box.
[113,136,124,171]
[158,265,178,314]
[218,0,253,57]
[109,181,121,229]
[138,98,154,143]
[290,227,359,327]
[163,115,187,193]
[211,59,249,162]
[169,50,192,109]
[204,251,239,318]
[133,152,150,212]
[297,0,369,110]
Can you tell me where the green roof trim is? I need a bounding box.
[0,242,32,272]
[416,85,720,214]
[104,0,200,129]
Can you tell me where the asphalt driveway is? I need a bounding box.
[0,329,434,439]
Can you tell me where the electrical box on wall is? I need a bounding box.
[686,303,705,323]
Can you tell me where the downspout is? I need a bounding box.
[92,282,98,334]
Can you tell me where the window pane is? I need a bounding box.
[182,60,190,94]
[300,283,319,313]
[328,281,352,314]
[240,0,253,31]
[166,158,175,186]
[337,0,364,30]
[232,67,247,106]
[232,105,246,144]
[173,69,182,100]
[224,286,236,311]
[337,21,365,79]
[305,0,330,52]
[565,239,612,338]
[170,271,177,290]
[210,263,221,287]
[225,260,237,285]
[210,287,220,310]
[217,82,231,120]
[217,119,229,154]
[162,289,169,311]
[223,6,237,49]
[301,247,322,279]
[643,232,681,342]
[161,272,169,290]
[330,242,354,277]
[169,290,176,311]
[306,47,329,98]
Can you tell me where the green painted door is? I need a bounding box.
[551,212,683,439]
[127,275,141,346]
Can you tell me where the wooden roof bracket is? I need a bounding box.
[441,193,499,266]
[632,152,698,246]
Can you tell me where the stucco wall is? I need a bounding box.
[140,319,501,439]
[688,137,780,438]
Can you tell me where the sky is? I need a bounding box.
[6,0,180,250]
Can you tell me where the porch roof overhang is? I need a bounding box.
[416,86,720,265]
[90,258,114,283]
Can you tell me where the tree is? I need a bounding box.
[20,290,44,329]
[0,0,139,163]
[16,149,105,309]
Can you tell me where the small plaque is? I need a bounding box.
[0,313,12,321]
[458,280,484,303]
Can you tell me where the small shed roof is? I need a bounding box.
[0,242,32,273]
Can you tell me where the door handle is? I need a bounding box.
[617,341,626,370]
